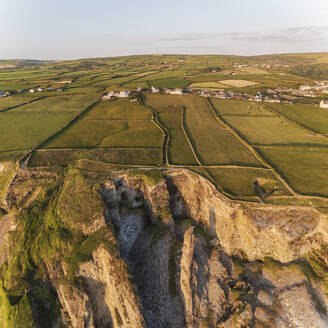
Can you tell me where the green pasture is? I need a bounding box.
[43,119,162,149]
[256,146,328,197]
[267,103,328,134]
[84,99,151,120]
[11,95,98,113]
[149,78,189,89]
[206,167,290,198]
[0,112,75,151]
[29,148,161,167]
[211,99,274,116]
[0,96,35,111]
[151,104,199,165]
[146,94,261,166]
[222,115,328,146]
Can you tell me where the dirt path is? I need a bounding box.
[139,100,169,166]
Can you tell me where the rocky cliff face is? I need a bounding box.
[1,165,328,327]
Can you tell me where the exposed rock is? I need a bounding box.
[1,167,328,327]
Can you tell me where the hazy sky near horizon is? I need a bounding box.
[1,0,328,60]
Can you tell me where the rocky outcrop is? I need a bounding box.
[1,166,328,327]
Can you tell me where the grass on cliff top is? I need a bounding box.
[128,169,165,187]
[0,167,126,327]
[28,148,162,167]
[206,167,291,198]
[257,146,328,197]
[0,161,17,203]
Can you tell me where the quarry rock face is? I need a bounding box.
[1,166,328,327]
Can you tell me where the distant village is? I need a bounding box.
[102,83,328,108]
[1,75,328,108]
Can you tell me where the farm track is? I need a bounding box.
[0,96,47,113]
[207,98,298,197]
[139,100,169,166]
[180,106,202,166]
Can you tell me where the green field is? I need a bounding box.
[257,146,328,197]
[11,95,99,113]
[222,114,328,146]
[189,82,229,89]
[149,78,189,89]
[267,103,328,134]
[0,96,35,111]
[206,167,291,198]
[43,119,162,149]
[145,100,198,165]
[0,112,75,151]
[1,53,328,202]
[211,99,274,116]
[146,94,261,166]
[84,99,152,120]
[29,148,161,167]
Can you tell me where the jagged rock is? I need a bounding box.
[1,167,328,327]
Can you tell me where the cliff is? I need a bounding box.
[0,163,328,327]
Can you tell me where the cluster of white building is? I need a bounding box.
[151,86,184,95]
[102,90,131,99]
[28,87,63,93]
[299,81,328,96]
[320,100,328,109]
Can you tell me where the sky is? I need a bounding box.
[1,0,328,60]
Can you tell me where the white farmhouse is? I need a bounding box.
[118,90,130,98]
[168,88,183,95]
[320,100,328,109]
[151,86,160,93]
